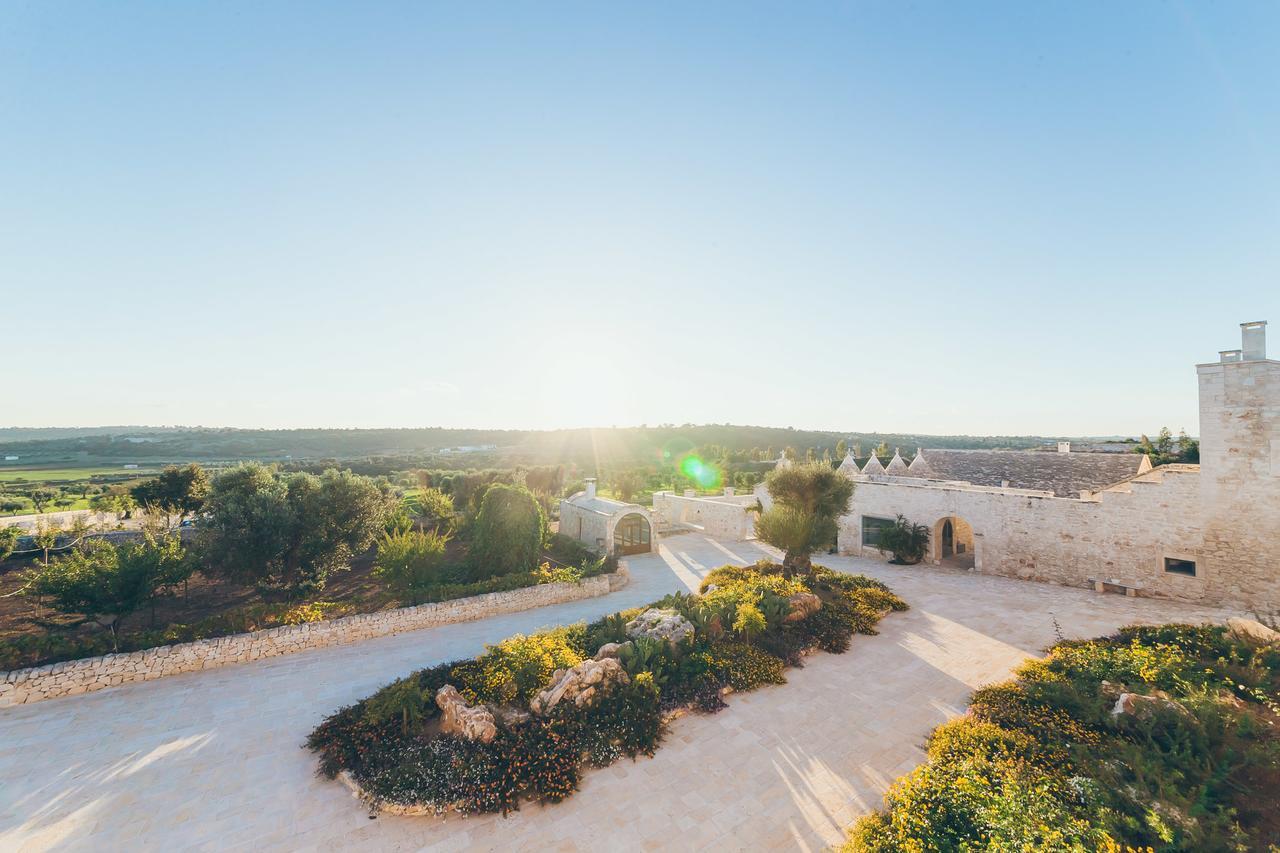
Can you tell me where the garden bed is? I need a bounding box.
[306,561,908,817]
[845,619,1280,852]
[0,533,609,671]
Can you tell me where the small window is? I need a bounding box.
[1164,557,1196,577]
[862,516,895,547]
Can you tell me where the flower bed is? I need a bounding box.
[307,561,907,816]
[845,620,1280,852]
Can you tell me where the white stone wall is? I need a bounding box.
[652,492,757,540]
[836,467,1236,604]
[558,500,611,551]
[0,567,630,708]
[1196,358,1280,608]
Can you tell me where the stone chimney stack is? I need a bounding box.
[584,478,597,500]
[1057,441,1071,454]
[1241,320,1267,361]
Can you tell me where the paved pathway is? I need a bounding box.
[0,536,1241,852]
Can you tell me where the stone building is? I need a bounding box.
[833,321,1278,611]
[559,479,657,556]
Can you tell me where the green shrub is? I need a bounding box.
[708,641,786,691]
[846,622,1280,852]
[373,529,450,604]
[461,626,584,706]
[469,484,547,578]
[874,514,931,564]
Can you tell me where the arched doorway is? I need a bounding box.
[613,513,652,556]
[933,515,976,568]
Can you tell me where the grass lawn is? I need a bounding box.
[0,465,161,483]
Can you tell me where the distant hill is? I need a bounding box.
[0,425,1111,470]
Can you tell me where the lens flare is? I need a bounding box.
[679,454,722,490]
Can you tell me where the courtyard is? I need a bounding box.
[0,534,1244,851]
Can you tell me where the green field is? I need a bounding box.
[0,466,161,483]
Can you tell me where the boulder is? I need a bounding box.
[1111,691,1190,720]
[783,592,822,623]
[1227,617,1280,647]
[593,641,631,661]
[435,685,497,743]
[530,657,629,715]
[625,609,695,645]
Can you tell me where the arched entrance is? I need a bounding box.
[613,512,652,556]
[933,515,976,569]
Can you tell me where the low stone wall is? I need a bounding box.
[0,566,630,708]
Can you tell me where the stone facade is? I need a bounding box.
[837,321,1279,612]
[651,490,758,540]
[558,479,657,555]
[0,566,630,708]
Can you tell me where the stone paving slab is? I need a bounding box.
[0,535,1241,851]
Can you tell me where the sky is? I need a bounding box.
[2,2,1278,436]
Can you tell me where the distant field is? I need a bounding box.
[0,466,161,483]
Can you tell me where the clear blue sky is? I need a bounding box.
[3,2,1277,436]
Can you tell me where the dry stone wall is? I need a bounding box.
[0,566,629,708]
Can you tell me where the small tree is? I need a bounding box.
[32,520,61,566]
[876,515,931,565]
[470,484,547,578]
[374,529,450,604]
[413,488,455,533]
[0,526,19,562]
[754,463,854,577]
[23,533,189,650]
[132,463,210,527]
[28,487,56,514]
[613,470,643,503]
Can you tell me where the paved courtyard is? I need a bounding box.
[0,535,1242,852]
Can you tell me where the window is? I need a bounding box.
[1164,557,1196,577]
[862,516,895,547]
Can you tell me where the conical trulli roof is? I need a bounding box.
[885,448,909,475]
[861,454,885,474]
[837,451,859,476]
[907,448,934,478]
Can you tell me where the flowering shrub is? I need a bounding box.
[845,622,1280,852]
[309,561,904,817]
[460,626,584,705]
[708,641,786,691]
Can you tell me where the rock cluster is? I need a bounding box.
[592,641,630,660]
[436,685,498,742]
[1226,617,1280,647]
[625,609,695,645]
[530,657,629,715]
[1110,691,1190,720]
[784,592,822,623]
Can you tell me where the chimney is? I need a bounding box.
[584,478,597,499]
[1241,321,1267,361]
[1057,441,1070,454]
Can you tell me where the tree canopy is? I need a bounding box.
[755,463,854,575]
[200,463,394,593]
[131,463,210,523]
[23,533,190,650]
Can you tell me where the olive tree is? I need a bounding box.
[131,463,210,527]
[23,533,190,649]
[754,463,853,577]
[200,463,393,594]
